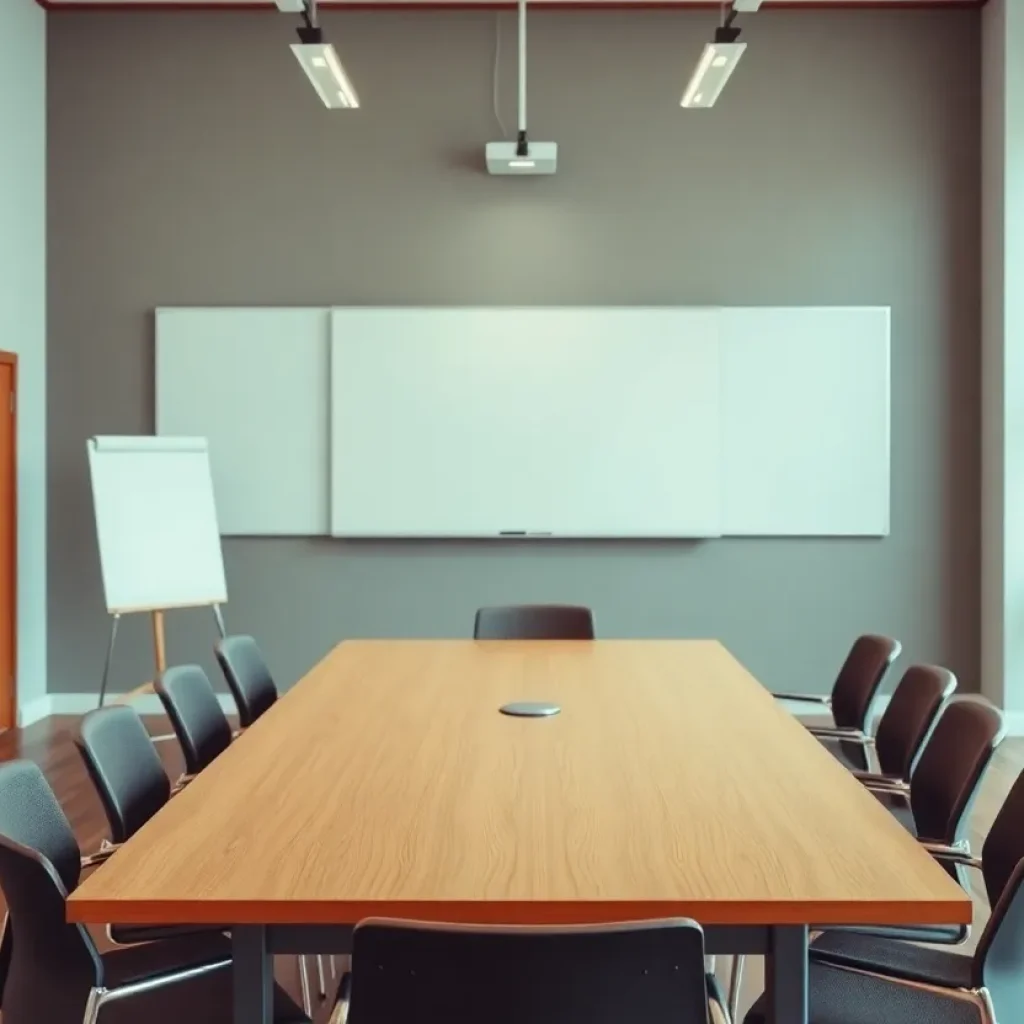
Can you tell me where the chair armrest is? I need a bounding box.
[772,692,832,705]
[172,773,196,793]
[851,770,906,786]
[81,838,121,868]
[808,726,875,745]
[920,839,981,872]
[929,849,983,872]
[862,778,910,792]
[863,780,911,801]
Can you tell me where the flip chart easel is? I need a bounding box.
[87,435,230,709]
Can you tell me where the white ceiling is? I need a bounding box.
[42,0,983,7]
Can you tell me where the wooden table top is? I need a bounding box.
[68,639,971,928]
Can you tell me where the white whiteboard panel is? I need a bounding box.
[330,308,722,538]
[88,436,228,613]
[156,307,329,536]
[720,307,891,536]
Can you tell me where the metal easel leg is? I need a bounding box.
[97,614,121,708]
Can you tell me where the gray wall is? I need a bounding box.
[47,8,981,696]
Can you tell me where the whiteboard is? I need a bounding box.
[87,436,228,613]
[719,307,891,536]
[329,307,723,538]
[155,307,330,536]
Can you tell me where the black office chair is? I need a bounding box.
[862,698,1005,864]
[75,705,201,940]
[0,759,307,1024]
[726,694,1004,1023]
[214,634,279,728]
[343,918,723,1024]
[773,634,901,735]
[154,664,233,780]
[817,663,957,779]
[744,914,1010,1024]
[473,604,596,640]
[806,698,1004,956]
[74,704,321,1013]
[808,761,1024,992]
[76,704,171,849]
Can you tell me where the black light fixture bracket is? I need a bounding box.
[716,6,742,44]
[300,0,319,31]
[296,24,323,44]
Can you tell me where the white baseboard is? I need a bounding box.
[18,692,236,725]
[17,694,53,727]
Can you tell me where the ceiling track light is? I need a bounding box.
[681,1,762,110]
[278,0,360,110]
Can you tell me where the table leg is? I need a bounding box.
[233,925,273,1024]
[765,925,809,1024]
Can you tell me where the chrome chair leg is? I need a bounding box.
[317,953,328,997]
[82,986,106,1024]
[728,954,745,1023]
[299,955,314,1016]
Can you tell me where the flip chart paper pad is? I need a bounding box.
[87,436,228,613]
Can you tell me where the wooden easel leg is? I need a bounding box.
[152,609,167,676]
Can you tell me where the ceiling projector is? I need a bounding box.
[486,139,558,176]
[486,0,556,177]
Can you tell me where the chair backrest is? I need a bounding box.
[155,664,233,776]
[473,605,596,641]
[829,634,902,730]
[873,664,957,780]
[980,767,1024,911]
[214,634,279,728]
[75,705,172,844]
[975,842,1024,1016]
[909,697,1005,845]
[348,918,711,1024]
[0,761,102,1021]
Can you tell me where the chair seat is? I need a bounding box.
[743,959,982,1024]
[101,934,309,1024]
[809,930,973,988]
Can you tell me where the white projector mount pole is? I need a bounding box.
[516,0,529,155]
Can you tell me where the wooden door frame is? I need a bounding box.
[0,352,16,729]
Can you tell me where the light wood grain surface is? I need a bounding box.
[68,640,970,928]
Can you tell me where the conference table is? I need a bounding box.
[68,640,970,1024]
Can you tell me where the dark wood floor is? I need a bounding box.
[0,713,343,1024]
